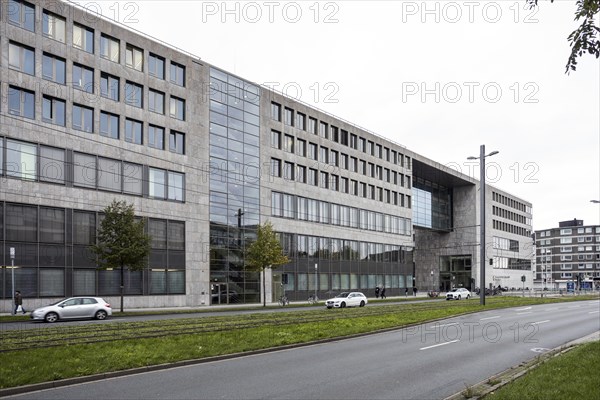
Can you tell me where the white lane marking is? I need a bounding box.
[530,320,551,325]
[589,311,600,314]
[517,312,533,315]
[420,340,459,351]
[435,323,460,328]
[516,307,532,311]
[480,316,501,321]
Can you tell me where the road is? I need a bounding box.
[6,300,599,400]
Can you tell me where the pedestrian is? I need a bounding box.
[375,286,380,299]
[14,290,26,315]
[380,286,386,299]
[405,287,408,297]
[413,286,418,297]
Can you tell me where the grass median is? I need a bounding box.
[0,295,597,390]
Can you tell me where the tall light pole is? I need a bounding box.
[314,263,318,300]
[468,145,499,306]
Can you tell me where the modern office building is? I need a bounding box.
[535,219,600,290]
[0,0,534,310]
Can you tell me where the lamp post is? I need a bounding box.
[468,145,499,306]
[314,263,318,300]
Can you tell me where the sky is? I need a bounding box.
[73,0,600,230]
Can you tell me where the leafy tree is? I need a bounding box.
[245,221,290,307]
[90,200,151,313]
[528,0,600,73]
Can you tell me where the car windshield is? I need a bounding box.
[335,292,350,298]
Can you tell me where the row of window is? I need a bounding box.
[270,160,412,207]
[556,227,600,236]
[492,206,529,225]
[6,0,186,85]
[559,246,598,252]
[271,130,412,188]
[492,191,529,213]
[557,254,600,261]
[0,137,185,202]
[271,101,412,169]
[5,85,185,153]
[558,236,600,244]
[493,236,520,252]
[558,272,600,278]
[492,219,531,238]
[281,273,413,293]
[272,192,412,235]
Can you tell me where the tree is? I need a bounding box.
[245,221,290,307]
[528,0,600,73]
[90,200,151,313]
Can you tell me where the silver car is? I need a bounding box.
[30,297,112,323]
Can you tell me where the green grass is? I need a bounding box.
[486,341,600,400]
[0,296,597,390]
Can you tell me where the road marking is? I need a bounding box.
[517,312,532,315]
[530,320,551,325]
[589,311,600,314]
[420,340,459,350]
[516,307,532,311]
[435,323,460,328]
[480,316,501,321]
[531,347,550,353]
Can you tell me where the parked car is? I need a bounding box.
[325,292,368,309]
[446,288,471,300]
[30,297,112,323]
[211,290,239,304]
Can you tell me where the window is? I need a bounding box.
[330,175,339,191]
[297,113,306,130]
[149,168,166,199]
[170,96,185,120]
[309,168,318,186]
[170,62,185,86]
[320,171,329,188]
[125,81,143,108]
[284,134,294,153]
[40,146,65,184]
[330,150,338,166]
[309,117,317,134]
[320,147,329,164]
[8,42,35,75]
[149,125,165,150]
[284,162,294,180]
[98,157,121,192]
[72,64,94,93]
[297,165,306,183]
[100,111,119,139]
[271,130,281,149]
[6,139,37,180]
[308,143,318,160]
[271,158,281,177]
[149,53,165,79]
[42,53,66,84]
[42,96,65,126]
[8,86,35,119]
[125,119,143,144]
[271,102,281,121]
[123,162,143,195]
[74,153,96,188]
[149,89,165,114]
[168,172,184,201]
[42,10,66,42]
[100,34,120,62]
[296,139,306,157]
[126,44,143,71]
[319,122,328,138]
[169,130,185,154]
[72,104,93,133]
[284,108,294,126]
[73,23,94,53]
[100,72,119,101]
[331,126,339,142]
[8,0,35,32]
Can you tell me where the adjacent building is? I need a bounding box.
[0,0,534,310]
[535,219,600,290]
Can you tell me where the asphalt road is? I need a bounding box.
[6,300,599,400]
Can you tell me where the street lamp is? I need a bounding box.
[314,263,318,300]
[468,145,499,306]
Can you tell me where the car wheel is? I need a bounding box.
[95,310,108,320]
[45,312,59,323]
[466,295,470,300]
[360,300,365,307]
[340,302,346,308]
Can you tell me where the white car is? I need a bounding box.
[325,292,368,309]
[30,297,112,323]
[446,288,471,300]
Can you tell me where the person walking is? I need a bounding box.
[380,286,386,299]
[375,286,380,299]
[405,287,408,297]
[14,290,26,314]
[413,286,418,297]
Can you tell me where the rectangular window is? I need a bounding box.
[331,126,339,142]
[297,165,306,183]
[283,161,294,180]
[170,62,185,86]
[6,139,37,180]
[296,139,306,157]
[42,53,66,84]
[8,42,35,75]
[149,89,165,114]
[170,96,185,120]
[123,162,143,195]
[271,102,281,121]
[284,107,294,126]
[125,81,143,108]
[73,23,94,53]
[308,143,318,160]
[8,0,35,32]
[72,104,94,133]
[320,147,329,164]
[125,119,143,144]
[309,168,318,186]
[284,134,294,153]
[319,122,328,139]
[309,117,317,134]
[297,112,306,130]
[168,171,184,201]
[320,171,329,188]
[40,146,65,184]
[149,168,166,199]
[100,34,120,62]
[126,44,143,71]
[8,87,35,119]
[100,111,119,139]
[100,72,119,101]
[271,158,281,177]
[271,130,281,149]
[149,53,165,79]
[42,96,65,126]
[98,157,122,192]
[350,134,357,149]
[42,10,66,42]
[169,130,185,154]
[72,63,94,93]
[330,150,338,166]
[149,125,165,150]
[74,153,96,188]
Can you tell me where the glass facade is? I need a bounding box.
[413,177,452,230]
[208,68,261,304]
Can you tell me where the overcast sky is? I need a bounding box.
[75,0,599,230]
